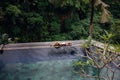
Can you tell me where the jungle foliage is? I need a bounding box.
[0,0,120,43]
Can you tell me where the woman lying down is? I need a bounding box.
[50,42,72,48]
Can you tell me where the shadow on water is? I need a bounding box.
[0,60,5,71]
[49,46,78,56]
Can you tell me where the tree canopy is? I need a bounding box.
[0,0,120,43]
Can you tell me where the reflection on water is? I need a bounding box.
[0,59,119,80]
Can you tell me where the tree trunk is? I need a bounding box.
[97,68,101,80]
[89,0,95,37]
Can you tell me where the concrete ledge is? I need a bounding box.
[3,40,84,50]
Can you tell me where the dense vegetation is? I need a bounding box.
[0,0,120,43]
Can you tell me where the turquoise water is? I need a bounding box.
[0,59,119,80]
[0,59,95,80]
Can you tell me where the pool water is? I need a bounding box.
[0,59,98,80]
[0,45,119,80]
[0,59,120,80]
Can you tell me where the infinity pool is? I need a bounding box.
[0,41,119,80]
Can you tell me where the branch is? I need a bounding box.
[85,48,101,68]
[76,71,106,80]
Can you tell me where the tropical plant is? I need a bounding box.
[0,33,9,54]
[74,31,120,80]
[6,5,21,25]
[110,19,120,43]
